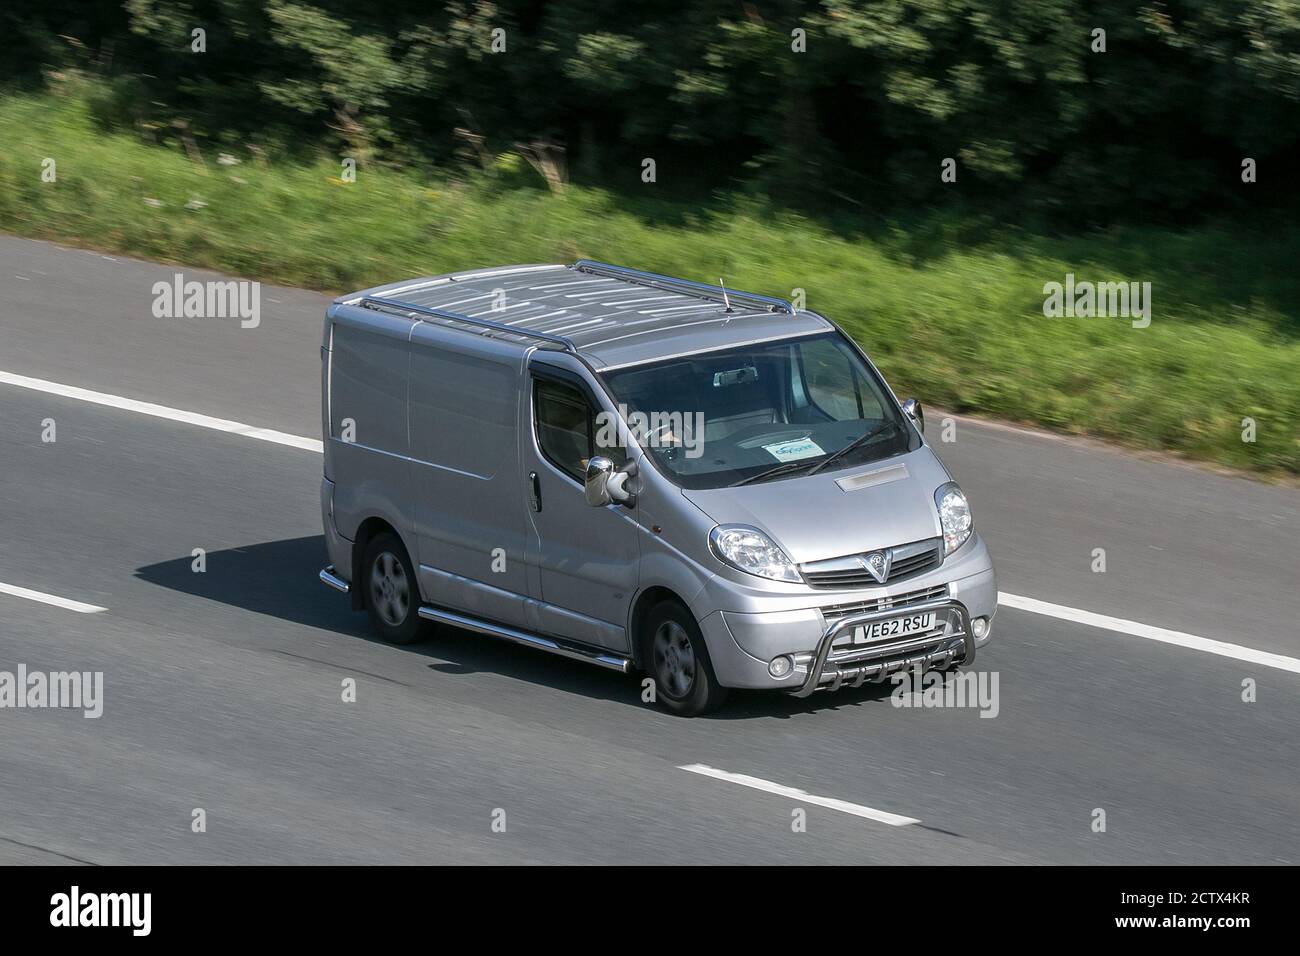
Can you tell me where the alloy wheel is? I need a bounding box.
[369,551,410,627]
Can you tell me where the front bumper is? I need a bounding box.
[791,599,972,697]
[698,533,996,690]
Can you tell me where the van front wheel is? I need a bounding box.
[643,602,727,717]
[362,532,423,645]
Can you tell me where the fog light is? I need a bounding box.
[972,617,990,640]
[768,655,793,678]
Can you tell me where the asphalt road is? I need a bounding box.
[1,235,1297,864]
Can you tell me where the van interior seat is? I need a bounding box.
[701,373,780,442]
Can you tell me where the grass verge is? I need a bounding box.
[2,83,1297,476]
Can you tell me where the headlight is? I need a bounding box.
[934,482,973,555]
[709,525,802,583]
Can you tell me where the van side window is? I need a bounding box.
[535,380,592,480]
[535,378,625,481]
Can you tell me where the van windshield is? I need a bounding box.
[598,332,916,490]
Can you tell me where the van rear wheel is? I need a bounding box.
[362,532,423,645]
[643,601,727,717]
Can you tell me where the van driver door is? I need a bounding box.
[521,358,640,653]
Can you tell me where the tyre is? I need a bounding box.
[643,601,728,716]
[361,532,423,645]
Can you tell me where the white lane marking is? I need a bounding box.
[0,581,107,614]
[0,371,322,453]
[4,370,1299,675]
[999,592,1300,675]
[678,764,920,826]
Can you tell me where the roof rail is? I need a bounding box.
[359,295,576,352]
[572,260,793,314]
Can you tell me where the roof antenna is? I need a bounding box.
[718,278,733,313]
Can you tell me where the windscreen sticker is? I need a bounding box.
[761,437,825,462]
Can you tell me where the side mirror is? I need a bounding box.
[585,456,636,507]
[901,398,925,434]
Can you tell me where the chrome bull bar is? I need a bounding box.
[792,599,974,698]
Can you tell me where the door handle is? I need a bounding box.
[528,471,542,512]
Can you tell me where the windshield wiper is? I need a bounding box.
[729,458,821,487]
[806,420,899,476]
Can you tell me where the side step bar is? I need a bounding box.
[320,565,631,674]
[417,606,632,674]
[320,566,350,593]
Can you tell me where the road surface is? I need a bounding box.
[1,236,1296,864]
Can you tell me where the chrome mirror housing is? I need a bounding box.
[901,398,925,434]
[585,456,636,507]
[585,456,615,506]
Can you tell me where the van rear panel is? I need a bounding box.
[324,304,416,544]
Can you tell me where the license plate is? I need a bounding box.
[852,611,937,644]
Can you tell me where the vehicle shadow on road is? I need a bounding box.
[135,535,366,636]
[134,535,900,719]
[134,535,637,708]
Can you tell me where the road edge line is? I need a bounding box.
[999,591,1300,675]
[0,581,107,614]
[0,370,322,453]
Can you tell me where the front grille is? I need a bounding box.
[820,584,948,630]
[801,537,943,591]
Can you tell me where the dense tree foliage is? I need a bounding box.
[4,1,1298,218]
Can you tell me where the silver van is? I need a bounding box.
[318,261,996,715]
